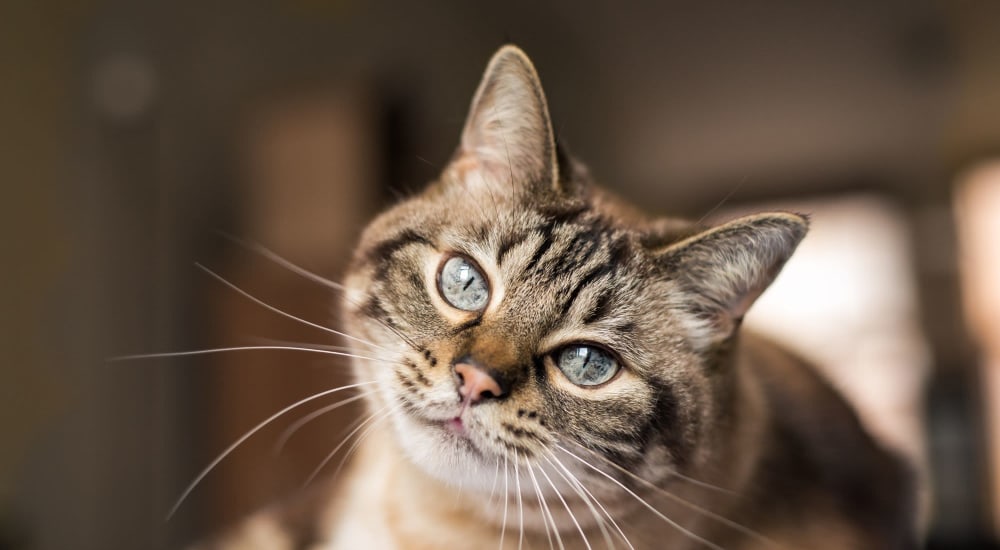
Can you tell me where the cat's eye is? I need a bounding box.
[554,345,619,387]
[437,255,490,312]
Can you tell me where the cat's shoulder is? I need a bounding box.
[738,333,918,548]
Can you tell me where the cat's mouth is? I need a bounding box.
[423,408,489,456]
[427,414,489,460]
[405,404,477,442]
[397,394,498,459]
[444,416,466,436]
[442,394,477,437]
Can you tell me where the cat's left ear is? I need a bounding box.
[653,213,808,351]
[445,45,561,196]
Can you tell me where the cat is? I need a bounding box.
[200,45,916,550]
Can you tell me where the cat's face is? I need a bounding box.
[342,177,702,492]
[342,46,806,497]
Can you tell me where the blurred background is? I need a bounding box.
[3,1,1000,548]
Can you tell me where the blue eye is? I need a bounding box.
[438,255,490,311]
[555,345,619,386]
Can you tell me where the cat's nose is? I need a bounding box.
[453,362,505,403]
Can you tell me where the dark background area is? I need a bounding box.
[3,1,1000,548]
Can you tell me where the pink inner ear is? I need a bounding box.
[449,154,481,181]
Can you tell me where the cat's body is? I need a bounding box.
[199,46,915,549]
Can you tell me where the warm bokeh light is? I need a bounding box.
[745,196,929,454]
[955,160,1000,535]
[738,195,931,524]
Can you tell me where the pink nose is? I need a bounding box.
[454,362,504,403]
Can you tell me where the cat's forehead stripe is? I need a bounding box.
[495,230,530,267]
[521,223,557,274]
[363,228,433,265]
[558,262,616,319]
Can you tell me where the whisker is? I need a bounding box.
[306,411,375,479]
[216,231,348,291]
[414,154,436,167]
[244,340,414,371]
[500,453,509,550]
[555,444,725,550]
[328,403,400,483]
[666,472,737,496]
[253,337,357,354]
[165,380,376,521]
[542,452,622,550]
[566,440,735,496]
[273,391,374,454]
[525,461,558,550]
[214,234,421,352]
[695,176,747,225]
[302,403,399,488]
[110,345,391,364]
[536,458,590,550]
[195,262,389,353]
[513,449,525,550]
[489,456,501,508]
[578,446,776,548]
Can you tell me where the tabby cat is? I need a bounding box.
[204,45,915,550]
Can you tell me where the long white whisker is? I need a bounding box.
[563,440,736,497]
[303,403,399,488]
[500,453,509,550]
[555,444,724,550]
[329,403,401,483]
[215,234,421,352]
[273,391,373,454]
[165,380,376,521]
[526,461,557,550]
[668,472,737,496]
[217,231,348,291]
[551,452,631,550]
[542,452,620,550]
[245,340,413,371]
[302,410,376,482]
[195,262,388,353]
[253,337,357,354]
[537,457,590,550]
[489,456,501,508]
[579,446,775,548]
[513,449,524,550]
[110,345,391,364]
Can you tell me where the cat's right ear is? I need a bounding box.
[652,212,809,351]
[443,45,561,197]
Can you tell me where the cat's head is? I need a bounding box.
[342,45,806,495]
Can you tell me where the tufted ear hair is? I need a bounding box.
[444,45,560,198]
[653,212,809,351]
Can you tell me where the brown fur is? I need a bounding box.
[202,45,915,549]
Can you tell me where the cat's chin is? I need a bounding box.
[390,407,503,491]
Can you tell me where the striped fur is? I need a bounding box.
[205,45,915,549]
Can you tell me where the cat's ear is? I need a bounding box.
[653,213,808,350]
[445,45,560,196]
